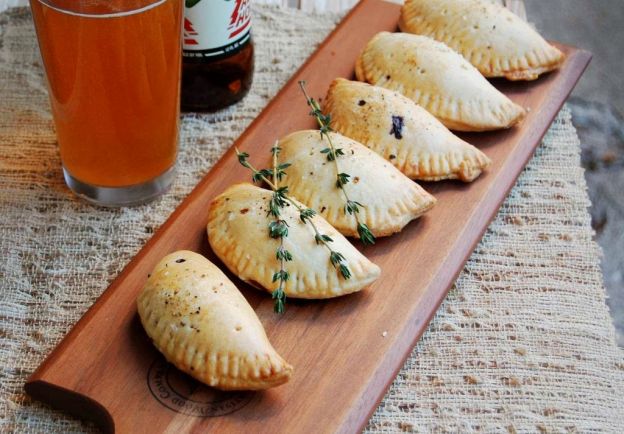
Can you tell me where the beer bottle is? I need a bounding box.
[181,0,254,112]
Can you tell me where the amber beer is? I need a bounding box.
[181,0,254,111]
[30,0,183,205]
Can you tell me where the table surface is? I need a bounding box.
[2,1,623,433]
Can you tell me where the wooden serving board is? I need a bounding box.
[25,1,591,432]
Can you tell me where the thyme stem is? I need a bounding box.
[235,147,278,190]
[273,235,287,314]
[282,196,336,258]
[236,147,353,287]
[298,81,376,245]
[270,144,288,313]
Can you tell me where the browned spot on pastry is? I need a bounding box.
[240,208,250,214]
[353,177,360,184]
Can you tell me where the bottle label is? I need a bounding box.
[183,0,251,59]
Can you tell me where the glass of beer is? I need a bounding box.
[30,0,183,206]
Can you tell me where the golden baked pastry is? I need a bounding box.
[355,32,526,131]
[207,183,381,298]
[137,250,293,390]
[399,0,565,81]
[278,130,436,237]
[324,78,491,182]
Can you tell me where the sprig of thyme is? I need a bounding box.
[269,145,291,313]
[238,145,290,313]
[298,81,376,245]
[236,146,352,312]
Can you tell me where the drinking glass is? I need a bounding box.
[30,0,183,206]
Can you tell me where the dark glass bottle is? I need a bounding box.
[181,0,254,112]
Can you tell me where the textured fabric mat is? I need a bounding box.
[1,5,623,434]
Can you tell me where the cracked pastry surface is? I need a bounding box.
[137,250,293,390]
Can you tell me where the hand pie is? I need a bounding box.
[399,0,565,81]
[137,251,293,390]
[207,183,381,298]
[278,130,436,237]
[355,32,526,131]
[324,78,491,182]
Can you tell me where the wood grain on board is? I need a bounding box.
[25,0,591,433]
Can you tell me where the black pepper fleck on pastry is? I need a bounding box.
[358,100,366,106]
[389,154,396,160]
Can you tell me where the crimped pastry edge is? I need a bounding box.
[398,0,565,81]
[206,184,381,299]
[137,294,293,390]
[324,79,492,182]
[355,32,527,131]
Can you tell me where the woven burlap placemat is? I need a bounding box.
[1,5,623,433]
